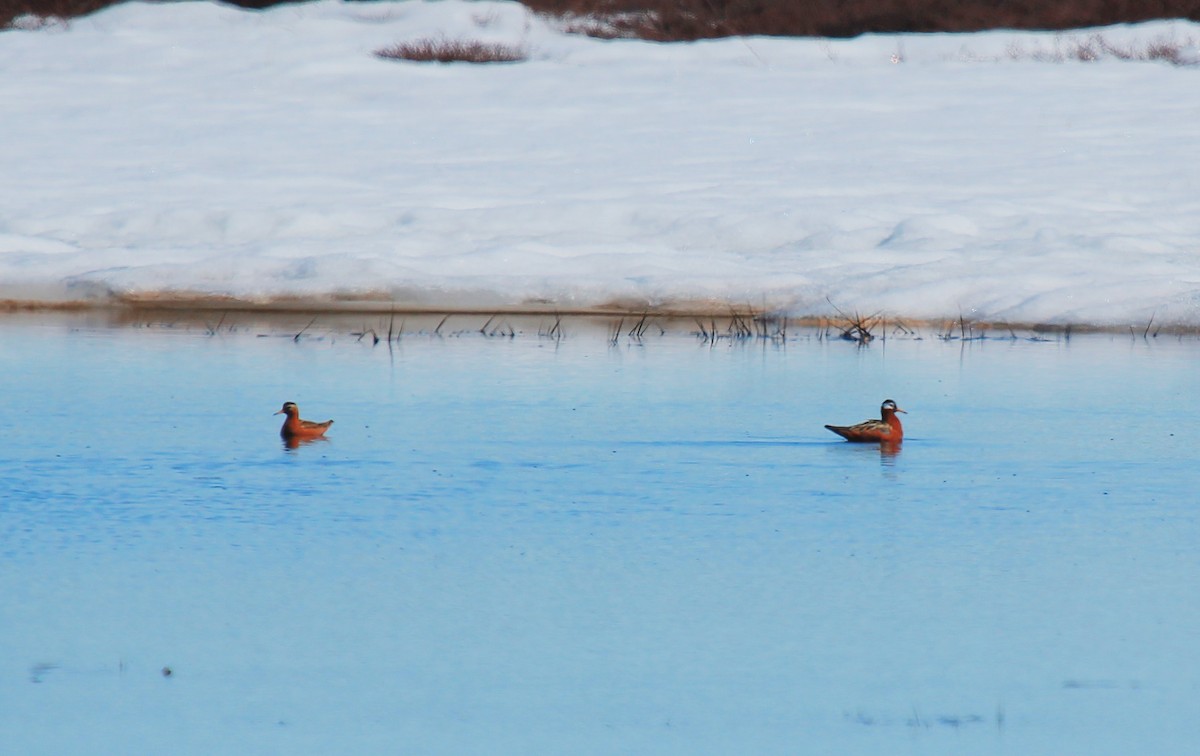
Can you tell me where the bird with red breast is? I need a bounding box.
[275,402,333,441]
[825,399,905,443]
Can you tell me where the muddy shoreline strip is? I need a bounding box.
[3,294,1193,339]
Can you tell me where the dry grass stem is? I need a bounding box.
[375,37,528,64]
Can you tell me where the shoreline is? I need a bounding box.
[1,294,1193,339]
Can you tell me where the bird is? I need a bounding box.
[825,399,905,443]
[275,402,333,441]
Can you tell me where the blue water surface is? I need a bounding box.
[1,316,1197,754]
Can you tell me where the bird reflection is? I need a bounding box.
[879,441,901,465]
[282,435,330,451]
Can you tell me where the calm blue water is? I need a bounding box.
[1,316,1197,754]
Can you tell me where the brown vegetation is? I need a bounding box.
[376,37,527,63]
[5,0,1200,38]
[2,0,110,27]
[524,0,1200,40]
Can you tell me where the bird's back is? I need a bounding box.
[824,418,892,442]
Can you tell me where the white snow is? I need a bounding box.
[2,0,1199,325]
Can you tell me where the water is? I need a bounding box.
[2,315,1198,754]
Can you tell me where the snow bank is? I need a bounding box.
[2,1,1198,324]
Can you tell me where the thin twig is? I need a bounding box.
[294,317,317,343]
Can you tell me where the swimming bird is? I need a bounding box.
[275,402,333,440]
[825,399,905,443]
